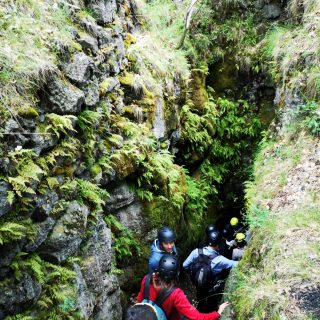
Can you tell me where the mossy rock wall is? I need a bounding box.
[0,0,191,318]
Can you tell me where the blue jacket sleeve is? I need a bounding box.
[148,251,161,273]
[182,249,198,269]
[211,255,238,274]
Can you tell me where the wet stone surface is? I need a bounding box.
[296,286,320,319]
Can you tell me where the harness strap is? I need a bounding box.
[209,251,220,260]
[143,272,176,318]
[198,248,219,260]
[155,287,176,306]
[144,273,153,301]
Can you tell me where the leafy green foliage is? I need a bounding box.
[295,102,320,136]
[41,113,76,138]
[179,95,262,224]
[11,253,45,283]
[137,149,186,209]
[105,214,141,261]
[183,174,211,240]
[76,178,109,216]
[180,100,216,155]
[184,0,258,68]
[0,222,27,244]
[7,149,45,197]
[9,252,78,319]
[77,109,102,138]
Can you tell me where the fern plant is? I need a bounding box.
[76,178,109,216]
[7,148,45,197]
[41,113,76,138]
[11,253,45,284]
[0,222,27,245]
[104,214,141,261]
[9,253,78,319]
[77,109,102,138]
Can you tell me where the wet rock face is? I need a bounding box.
[0,0,183,317]
[262,3,281,19]
[63,52,96,86]
[41,77,85,115]
[274,87,304,134]
[30,130,59,156]
[39,202,89,263]
[76,220,122,319]
[93,275,122,320]
[0,274,42,319]
[86,0,118,24]
[83,77,100,107]
[116,201,144,235]
[0,181,11,217]
[81,219,113,282]
[105,183,146,235]
[105,182,136,212]
[24,218,55,253]
[31,190,59,222]
[0,242,21,269]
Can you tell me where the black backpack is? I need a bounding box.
[189,248,219,289]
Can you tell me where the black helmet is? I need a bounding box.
[205,224,218,235]
[158,254,179,280]
[207,231,222,246]
[158,226,176,243]
[222,224,233,238]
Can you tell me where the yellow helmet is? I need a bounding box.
[230,217,239,227]
[235,233,245,243]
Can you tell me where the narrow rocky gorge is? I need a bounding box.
[0,0,319,319]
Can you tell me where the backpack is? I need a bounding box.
[189,248,219,289]
[128,273,176,320]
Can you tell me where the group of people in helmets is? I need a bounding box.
[126,218,248,320]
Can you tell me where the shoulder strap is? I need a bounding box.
[208,250,220,260]
[198,247,218,260]
[144,273,153,301]
[155,287,177,306]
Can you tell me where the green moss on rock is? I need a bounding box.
[124,33,137,48]
[17,106,39,118]
[89,164,102,177]
[118,72,134,86]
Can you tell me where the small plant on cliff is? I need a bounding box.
[136,150,186,209]
[39,113,76,138]
[105,214,141,261]
[0,221,27,245]
[77,109,102,138]
[295,102,320,136]
[9,252,78,319]
[76,178,109,216]
[7,149,45,197]
[180,98,216,157]
[11,253,45,283]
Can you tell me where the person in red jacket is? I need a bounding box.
[135,254,229,320]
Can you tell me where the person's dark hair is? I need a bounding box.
[126,304,157,320]
[158,226,176,243]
